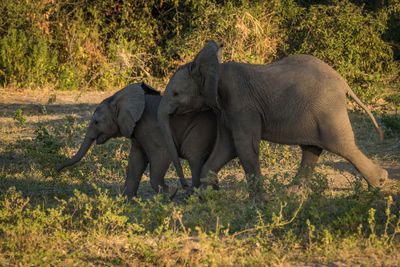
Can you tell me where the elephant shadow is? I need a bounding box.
[323,160,400,180]
[0,102,97,132]
[322,160,357,174]
[0,173,188,207]
[0,176,123,203]
[321,159,400,190]
[0,102,97,116]
[382,165,400,182]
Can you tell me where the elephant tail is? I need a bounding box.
[346,88,384,141]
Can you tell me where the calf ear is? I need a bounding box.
[112,84,145,138]
[191,40,223,107]
[216,42,223,63]
[140,82,160,95]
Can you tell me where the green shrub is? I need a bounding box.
[0,0,58,87]
[0,28,58,87]
[0,0,399,102]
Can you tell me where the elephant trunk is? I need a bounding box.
[158,106,189,189]
[56,133,94,172]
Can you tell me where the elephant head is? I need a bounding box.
[57,82,159,171]
[157,41,223,185]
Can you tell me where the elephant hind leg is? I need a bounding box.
[317,112,387,188]
[296,145,323,180]
[287,145,322,194]
[325,142,388,188]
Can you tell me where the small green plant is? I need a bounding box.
[306,219,316,250]
[368,208,377,241]
[13,108,26,126]
[34,125,50,141]
[47,94,57,104]
[308,173,329,197]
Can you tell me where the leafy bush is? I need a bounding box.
[0,0,398,100]
[0,1,58,87]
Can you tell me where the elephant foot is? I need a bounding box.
[285,183,310,197]
[366,168,388,189]
[250,192,271,202]
[184,183,220,202]
[185,186,195,195]
[169,186,179,200]
[200,182,219,190]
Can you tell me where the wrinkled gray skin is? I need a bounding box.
[158,41,388,194]
[56,82,220,199]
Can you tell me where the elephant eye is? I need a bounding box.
[94,120,98,125]
[173,92,179,97]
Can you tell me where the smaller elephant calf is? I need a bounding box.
[56,82,218,199]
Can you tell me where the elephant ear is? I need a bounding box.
[216,42,223,63]
[140,82,160,95]
[190,40,223,107]
[112,84,145,138]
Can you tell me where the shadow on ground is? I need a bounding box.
[0,175,189,206]
[0,103,98,116]
[323,160,400,181]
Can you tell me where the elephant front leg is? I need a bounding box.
[123,144,148,200]
[189,159,204,188]
[199,122,236,188]
[148,155,176,198]
[229,112,263,198]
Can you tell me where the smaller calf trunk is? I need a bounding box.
[56,134,94,171]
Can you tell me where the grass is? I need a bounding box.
[1,89,400,266]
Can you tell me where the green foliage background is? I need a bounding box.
[1,0,399,100]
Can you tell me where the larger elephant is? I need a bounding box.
[56,82,222,199]
[157,41,388,195]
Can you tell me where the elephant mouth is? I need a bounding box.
[96,135,110,145]
[176,107,193,114]
[178,98,208,114]
[176,104,208,114]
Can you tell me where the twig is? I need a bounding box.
[137,65,153,86]
[231,197,304,238]
[113,73,145,80]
